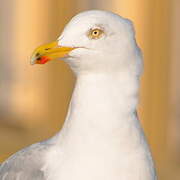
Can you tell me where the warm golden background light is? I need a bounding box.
[0,0,179,179]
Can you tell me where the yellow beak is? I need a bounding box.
[30,41,75,65]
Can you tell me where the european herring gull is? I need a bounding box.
[0,10,156,180]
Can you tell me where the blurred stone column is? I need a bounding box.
[0,1,16,123]
[0,0,52,128]
[0,0,76,129]
[169,0,180,178]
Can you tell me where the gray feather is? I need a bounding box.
[0,141,52,180]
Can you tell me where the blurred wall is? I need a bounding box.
[0,0,179,179]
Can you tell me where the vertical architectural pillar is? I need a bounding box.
[169,0,180,179]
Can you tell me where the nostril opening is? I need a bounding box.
[45,48,51,50]
[37,57,41,60]
[36,53,40,57]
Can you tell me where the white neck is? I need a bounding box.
[62,71,139,139]
[51,71,156,180]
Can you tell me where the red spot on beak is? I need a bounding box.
[38,56,50,64]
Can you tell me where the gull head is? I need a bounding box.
[31,10,143,75]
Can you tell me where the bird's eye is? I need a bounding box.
[88,28,104,39]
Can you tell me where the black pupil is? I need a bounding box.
[94,31,98,35]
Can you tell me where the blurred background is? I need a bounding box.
[0,0,179,179]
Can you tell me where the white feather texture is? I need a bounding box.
[42,10,156,180]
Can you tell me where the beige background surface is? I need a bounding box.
[0,0,179,179]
